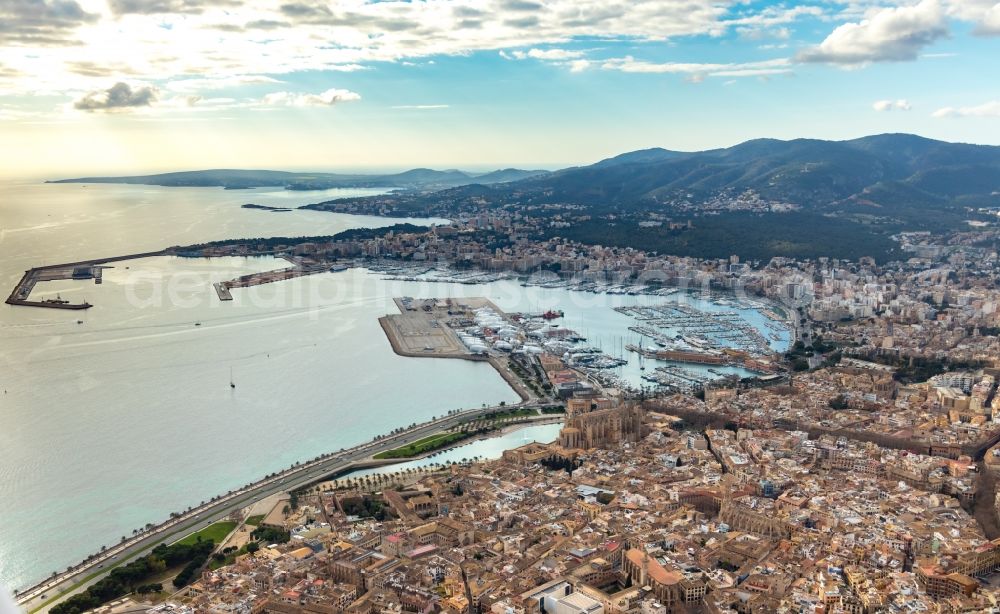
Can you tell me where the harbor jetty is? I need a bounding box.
[379,297,503,359]
[379,297,536,401]
[211,255,330,302]
[5,250,167,310]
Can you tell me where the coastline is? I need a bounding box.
[15,398,549,611]
[5,248,788,602]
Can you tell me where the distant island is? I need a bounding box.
[241,203,292,212]
[49,167,550,191]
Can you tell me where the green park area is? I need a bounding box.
[374,432,468,460]
[174,521,237,546]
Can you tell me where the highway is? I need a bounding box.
[16,400,550,613]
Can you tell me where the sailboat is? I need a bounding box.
[230,367,236,389]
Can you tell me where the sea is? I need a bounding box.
[0,180,788,593]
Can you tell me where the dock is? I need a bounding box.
[211,257,329,302]
[379,297,502,359]
[214,282,233,301]
[5,250,167,310]
[379,297,534,402]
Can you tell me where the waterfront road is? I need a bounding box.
[16,400,551,613]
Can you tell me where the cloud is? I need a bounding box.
[66,61,138,78]
[601,56,792,78]
[108,0,241,16]
[0,0,97,46]
[797,0,948,65]
[73,82,158,112]
[0,63,23,79]
[973,3,1000,35]
[166,75,284,93]
[3,0,990,112]
[946,0,1000,36]
[737,26,791,41]
[1,0,806,99]
[501,0,543,11]
[260,88,361,107]
[502,47,592,72]
[392,104,450,110]
[506,48,585,60]
[726,4,824,28]
[873,99,912,111]
[933,100,1000,118]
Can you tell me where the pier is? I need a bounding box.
[214,282,234,301]
[211,256,328,302]
[5,250,167,310]
[379,297,537,402]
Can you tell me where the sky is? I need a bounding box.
[0,0,999,176]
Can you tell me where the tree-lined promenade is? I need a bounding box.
[17,399,553,613]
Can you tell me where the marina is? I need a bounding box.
[641,364,717,393]
[613,303,780,357]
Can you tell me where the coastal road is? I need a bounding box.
[17,400,551,613]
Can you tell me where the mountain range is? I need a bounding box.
[51,135,1000,256]
[52,135,1000,221]
[492,133,1000,223]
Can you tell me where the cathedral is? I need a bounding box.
[558,396,644,450]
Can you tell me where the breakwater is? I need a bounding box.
[6,250,167,310]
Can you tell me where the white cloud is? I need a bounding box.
[502,47,594,73]
[797,0,948,65]
[601,56,792,78]
[973,2,1000,34]
[739,26,791,40]
[725,4,824,29]
[0,0,769,98]
[0,0,990,115]
[166,75,284,93]
[260,88,361,108]
[933,100,1000,117]
[873,99,912,111]
[945,0,1000,35]
[508,48,585,60]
